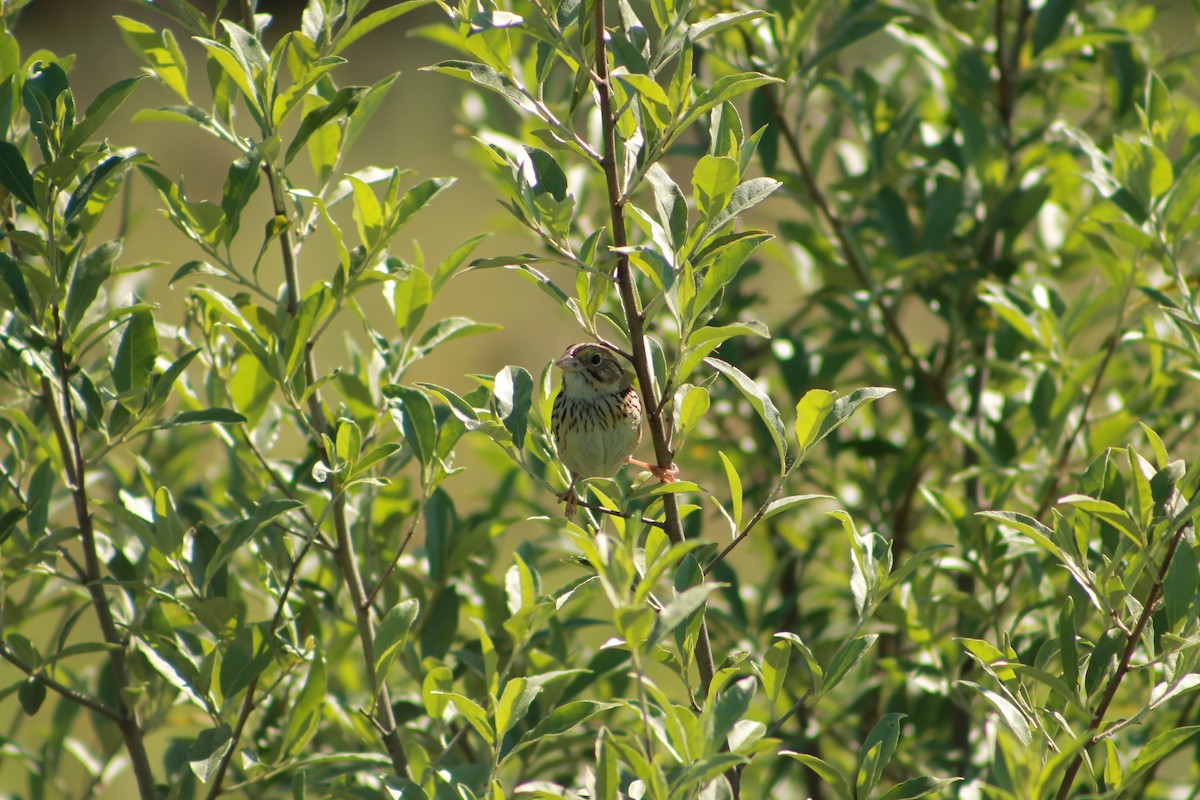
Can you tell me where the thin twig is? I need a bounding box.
[365,506,423,608]
[0,644,121,721]
[757,86,946,407]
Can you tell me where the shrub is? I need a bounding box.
[1,1,1200,798]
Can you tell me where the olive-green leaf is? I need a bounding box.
[706,356,787,474]
[0,141,36,207]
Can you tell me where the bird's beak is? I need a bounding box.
[555,354,582,372]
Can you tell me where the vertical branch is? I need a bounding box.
[46,305,157,800]
[590,2,735,795]
[590,0,718,700]
[266,161,409,777]
[260,163,410,777]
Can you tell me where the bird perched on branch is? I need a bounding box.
[551,342,678,518]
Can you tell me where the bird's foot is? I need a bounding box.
[558,482,580,520]
[627,457,680,483]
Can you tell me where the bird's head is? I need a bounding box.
[555,343,632,395]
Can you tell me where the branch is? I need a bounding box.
[591,0,717,694]
[1054,515,1194,800]
[206,156,409,794]
[758,85,946,407]
[0,644,121,722]
[590,5,731,796]
[268,159,410,776]
[47,303,157,800]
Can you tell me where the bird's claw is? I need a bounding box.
[558,486,579,520]
[651,462,680,483]
[627,457,680,483]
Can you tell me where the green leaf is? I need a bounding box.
[344,72,400,152]
[393,268,432,338]
[496,677,540,739]
[205,500,304,587]
[1032,0,1075,56]
[469,9,525,34]
[196,38,264,123]
[422,665,453,719]
[433,233,488,292]
[219,153,261,243]
[436,692,494,744]
[375,599,419,683]
[188,724,233,783]
[649,584,719,649]
[711,177,781,230]
[762,640,790,704]
[693,232,770,318]
[759,494,833,522]
[515,701,617,753]
[686,10,770,43]
[812,387,894,451]
[822,634,877,696]
[335,418,361,466]
[0,252,31,316]
[389,177,455,237]
[1059,596,1078,692]
[414,316,501,356]
[646,163,687,251]
[65,239,121,331]
[1121,725,1200,787]
[717,451,742,528]
[616,73,671,132]
[0,505,28,546]
[692,155,739,224]
[856,713,905,798]
[349,174,383,247]
[963,681,1032,745]
[387,385,437,469]
[219,625,273,700]
[681,320,769,380]
[709,676,755,749]
[0,141,36,207]
[878,544,951,598]
[114,16,188,100]
[781,752,851,800]
[61,76,145,155]
[335,0,435,53]
[284,289,329,382]
[679,72,781,131]
[18,678,45,716]
[706,356,787,474]
[285,86,362,165]
[493,365,533,450]
[673,384,709,441]
[153,486,186,554]
[112,309,158,395]
[279,649,326,758]
[424,60,534,112]
[794,389,835,454]
[1165,541,1198,629]
[151,408,246,429]
[877,778,964,800]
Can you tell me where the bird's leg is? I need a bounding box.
[558,475,580,519]
[626,457,679,483]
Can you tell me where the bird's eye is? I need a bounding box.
[589,353,603,366]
